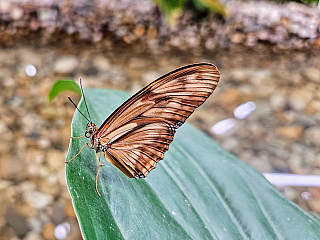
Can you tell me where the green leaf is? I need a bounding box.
[152,0,226,24]
[66,89,320,240]
[195,0,226,16]
[152,0,186,25]
[48,79,81,101]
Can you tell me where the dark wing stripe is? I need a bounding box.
[127,150,152,173]
[111,149,146,175]
[113,138,172,150]
[112,144,167,159]
[154,85,215,94]
[107,149,138,176]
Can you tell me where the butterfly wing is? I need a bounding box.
[98,63,220,178]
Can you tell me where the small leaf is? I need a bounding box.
[152,0,186,25]
[48,79,81,101]
[195,0,226,16]
[66,89,320,240]
[152,0,226,24]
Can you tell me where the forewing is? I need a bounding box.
[99,63,220,178]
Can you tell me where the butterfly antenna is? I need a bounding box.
[79,77,92,124]
[68,96,91,123]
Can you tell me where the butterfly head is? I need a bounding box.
[85,123,99,138]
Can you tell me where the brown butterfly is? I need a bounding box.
[67,63,220,196]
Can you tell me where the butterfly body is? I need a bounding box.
[67,63,220,195]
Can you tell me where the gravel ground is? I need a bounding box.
[1,0,320,49]
[1,0,320,239]
[0,45,320,239]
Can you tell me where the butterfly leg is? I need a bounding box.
[65,142,89,163]
[70,134,86,139]
[95,151,104,197]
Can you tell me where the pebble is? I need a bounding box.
[92,55,111,72]
[65,201,77,218]
[304,127,320,147]
[308,187,320,200]
[43,223,56,240]
[304,67,320,83]
[54,56,79,75]
[308,200,320,213]
[0,155,26,180]
[275,126,304,141]
[249,157,273,173]
[23,231,43,240]
[46,150,65,172]
[24,191,54,209]
[288,88,313,112]
[269,92,286,110]
[39,175,60,196]
[218,88,245,110]
[51,200,66,224]
[5,208,30,237]
[142,71,160,85]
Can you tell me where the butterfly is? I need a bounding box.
[66,63,220,196]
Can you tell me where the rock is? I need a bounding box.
[25,149,44,164]
[254,78,277,97]
[0,155,26,180]
[230,68,250,82]
[283,187,298,201]
[27,217,42,233]
[19,181,37,192]
[288,88,313,111]
[308,187,320,200]
[295,115,317,128]
[43,223,55,240]
[54,56,78,74]
[40,105,62,120]
[0,180,13,191]
[65,201,76,218]
[23,231,43,240]
[230,33,245,44]
[0,226,19,240]
[92,55,111,72]
[46,150,65,172]
[308,199,320,213]
[23,191,53,209]
[218,88,245,110]
[289,154,307,174]
[142,71,159,85]
[304,67,320,83]
[269,92,286,110]
[249,154,273,173]
[51,200,66,224]
[39,175,60,196]
[305,100,320,115]
[19,48,43,67]
[250,101,272,118]
[134,24,145,38]
[5,208,30,237]
[304,127,320,147]
[275,126,304,141]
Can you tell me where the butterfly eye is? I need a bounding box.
[85,132,91,138]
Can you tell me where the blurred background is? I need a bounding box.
[1,0,320,239]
